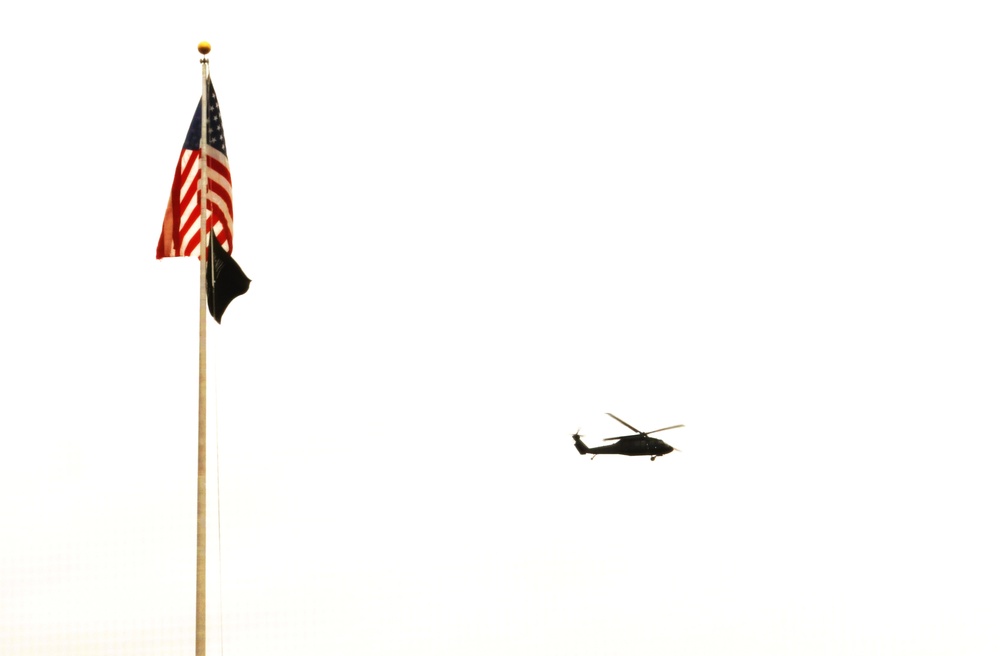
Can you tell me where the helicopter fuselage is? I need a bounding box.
[573,434,674,459]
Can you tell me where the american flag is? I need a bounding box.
[157,78,233,258]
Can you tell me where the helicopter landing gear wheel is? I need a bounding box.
[651,456,657,461]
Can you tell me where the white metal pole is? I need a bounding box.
[196,43,210,656]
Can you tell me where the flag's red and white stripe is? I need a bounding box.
[158,143,233,259]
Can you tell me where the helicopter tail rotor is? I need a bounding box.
[571,431,590,455]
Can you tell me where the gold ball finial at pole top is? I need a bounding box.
[198,41,212,55]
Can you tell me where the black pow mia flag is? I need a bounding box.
[206,232,251,323]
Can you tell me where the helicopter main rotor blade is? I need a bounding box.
[606,413,641,434]
[647,424,685,434]
[602,434,640,442]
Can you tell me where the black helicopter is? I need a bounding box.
[572,413,684,461]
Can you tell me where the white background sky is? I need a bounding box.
[2,1,1000,654]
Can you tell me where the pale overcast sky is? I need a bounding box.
[2,1,999,655]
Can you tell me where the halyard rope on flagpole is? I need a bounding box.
[212,327,225,656]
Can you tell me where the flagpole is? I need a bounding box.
[196,40,211,656]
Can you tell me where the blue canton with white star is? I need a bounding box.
[182,78,227,155]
